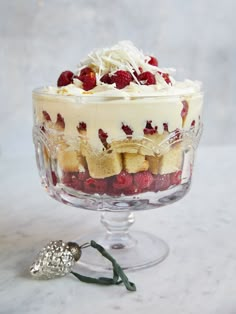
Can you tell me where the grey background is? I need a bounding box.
[0,0,235,157]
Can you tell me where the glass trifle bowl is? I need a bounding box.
[32,42,203,271]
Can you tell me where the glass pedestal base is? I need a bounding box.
[77,230,169,271]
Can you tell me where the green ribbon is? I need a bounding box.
[71,240,136,292]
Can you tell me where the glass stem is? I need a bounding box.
[100,212,136,250]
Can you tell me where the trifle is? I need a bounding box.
[33,41,203,270]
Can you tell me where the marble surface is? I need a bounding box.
[1,146,236,314]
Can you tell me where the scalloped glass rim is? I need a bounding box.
[32,86,203,100]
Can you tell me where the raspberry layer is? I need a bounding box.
[60,170,183,196]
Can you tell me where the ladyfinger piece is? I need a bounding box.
[111,139,139,154]
[159,143,183,174]
[146,155,162,175]
[123,153,149,173]
[85,150,122,179]
[57,150,86,172]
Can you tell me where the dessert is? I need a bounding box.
[33,41,203,197]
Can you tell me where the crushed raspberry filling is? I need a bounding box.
[62,169,183,196]
[113,171,133,190]
[84,178,107,194]
[134,171,154,190]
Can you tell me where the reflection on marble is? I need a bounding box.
[1,146,236,314]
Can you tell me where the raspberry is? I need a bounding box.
[143,120,157,135]
[173,128,182,141]
[51,171,57,186]
[163,123,169,132]
[156,174,171,191]
[78,67,93,78]
[181,100,189,121]
[56,113,65,129]
[133,67,143,78]
[170,171,182,186]
[158,72,171,85]
[163,73,171,84]
[113,171,133,190]
[42,110,51,121]
[147,56,158,67]
[191,120,196,127]
[77,169,90,181]
[138,71,156,85]
[100,73,112,84]
[77,122,87,133]
[57,71,74,87]
[121,123,133,136]
[62,172,72,185]
[110,70,132,89]
[40,126,45,133]
[134,171,153,190]
[82,72,96,91]
[84,178,107,194]
[70,175,82,190]
[78,67,96,91]
[98,129,108,147]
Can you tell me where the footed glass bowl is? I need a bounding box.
[33,89,203,271]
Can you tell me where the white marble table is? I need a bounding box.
[1,146,236,314]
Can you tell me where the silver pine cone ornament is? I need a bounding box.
[30,240,81,279]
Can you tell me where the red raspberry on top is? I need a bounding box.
[57,70,74,87]
[78,67,94,78]
[100,73,112,84]
[147,56,158,67]
[158,71,172,85]
[78,67,97,91]
[110,70,132,89]
[138,71,156,85]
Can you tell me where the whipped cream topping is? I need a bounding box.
[77,41,174,85]
[43,41,201,96]
[45,79,201,97]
